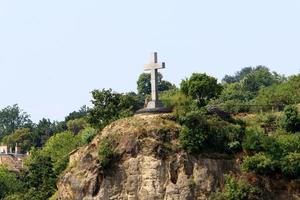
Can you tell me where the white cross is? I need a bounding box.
[144,52,165,102]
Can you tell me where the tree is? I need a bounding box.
[222,66,253,84]
[180,73,222,106]
[0,167,24,199]
[0,104,32,138]
[41,131,81,174]
[179,110,243,153]
[65,105,89,122]
[241,66,284,93]
[67,118,88,135]
[219,83,254,102]
[25,151,56,199]
[137,73,176,96]
[222,66,285,86]
[88,89,137,129]
[254,74,300,111]
[2,128,36,153]
[33,118,66,147]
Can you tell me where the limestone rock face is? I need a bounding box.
[0,154,25,172]
[56,114,236,200]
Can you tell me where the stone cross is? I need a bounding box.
[144,52,165,108]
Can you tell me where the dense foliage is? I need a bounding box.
[0,105,32,139]
[0,68,299,199]
[98,138,116,168]
[211,175,262,200]
[0,167,24,199]
[88,89,140,129]
[137,72,176,96]
[181,73,222,106]
[281,105,300,133]
[179,110,244,154]
[242,128,300,179]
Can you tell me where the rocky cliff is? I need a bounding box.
[55,114,239,200]
[0,154,25,172]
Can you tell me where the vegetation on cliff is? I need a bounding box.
[0,66,300,199]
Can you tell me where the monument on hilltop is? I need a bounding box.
[136,52,172,114]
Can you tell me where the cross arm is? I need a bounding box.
[144,62,165,71]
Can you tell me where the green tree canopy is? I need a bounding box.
[0,104,32,139]
[222,66,285,87]
[33,118,66,147]
[41,131,82,174]
[24,150,57,199]
[65,105,89,122]
[67,118,88,135]
[137,73,176,96]
[255,74,300,107]
[2,128,36,153]
[180,73,222,106]
[0,167,24,199]
[88,89,138,129]
[241,66,284,92]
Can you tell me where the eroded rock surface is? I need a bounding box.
[56,114,237,200]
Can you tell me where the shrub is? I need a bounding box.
[211,175,262,200]
[67,118,88,135]
[275,134,300,155]
[0,167,24,199]
[80,127,97,144]
[98,138,116,168]
[41,131,81,174]
[218,99,251,113]
[242,129,268,154]
[160,90,197,119]
[179,110,212,153]
[281,105,300,133]
[179,125,208,153]
[242,153,277,175]
[281,152,300,178]
[207,117,244,153]
[179,110,244,154]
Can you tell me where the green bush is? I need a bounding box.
[207,117,244,153]
[67,118,88,135]
[179,125,208,153]
[160,90,197,119]
[80,127,97,144]
[275,134,300,155]
[98,138,116,168]
[281,152,300,178]
[242,128,281,157]
[179,110,244,154]
[242,153,277,175]
[281,105,300,133]
[0,167,24,199]
[242,129,268,154]
[41,131,81,174]
[24,151,57,199]
[218,99,251,113]
[211,175,262,200]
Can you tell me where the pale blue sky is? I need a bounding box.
[0,0,299,122]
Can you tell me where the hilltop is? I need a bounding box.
[54,113,300,200]
[55,114,237,200]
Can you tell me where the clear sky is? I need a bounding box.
[0,0,299,122]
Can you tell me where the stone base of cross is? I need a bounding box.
[146,99,164,109]
[136,52,172,114]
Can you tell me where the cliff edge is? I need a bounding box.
[55,114,236,200]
